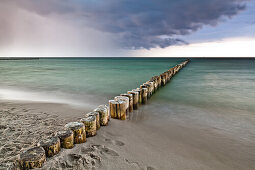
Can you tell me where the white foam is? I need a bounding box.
[0,87,86,107]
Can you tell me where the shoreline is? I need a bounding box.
[1,99,255,170]
[1,59,255,169]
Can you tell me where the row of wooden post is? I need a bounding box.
[18,104,110,169]
[109,59,189,120]
[18,59,189,169]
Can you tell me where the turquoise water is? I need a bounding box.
[1,58,255,169]
[0,58,254,113]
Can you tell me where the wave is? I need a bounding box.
[0,87,87,107]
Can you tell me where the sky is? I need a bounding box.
[0,0,254,57]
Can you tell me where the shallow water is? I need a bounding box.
[1,58,254,136]
[1,58,255,169]
[0,58,254,112]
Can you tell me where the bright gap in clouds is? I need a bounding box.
[136,38,255,57]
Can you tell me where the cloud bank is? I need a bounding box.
[0,0,249,56]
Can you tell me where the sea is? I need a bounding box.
[0,57,255,141]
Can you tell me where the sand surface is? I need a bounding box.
[1,100,255,170]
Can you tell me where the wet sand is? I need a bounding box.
[1,100,255,170]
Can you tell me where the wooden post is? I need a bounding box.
[160,74,166,86]
[173,67,175,75]
[114,96,129,119]
[114,96,129,112]
[100,105,110,122]
[168,71,172,80]
[110,97,128,120]
[19,146,46,170]
[164,72,169,82]
[85,111,100,130]
[144,83,153,97]
[56,130,74,149]
[142,84,151,98]
[169,68,174,79]
[159,76,162,86]
[64,122,86,144]
[140,84,149,98]
[163,72,167,83]
[94,105,109,126]
[147,81,155,93]
[127,91,139,109]
[141,88,148,104]
[80,115,97,137]
[151,77,158,91]
[120,93,133,112]
[38,136,61,157]
[166,72,170,82]
[150,76,157,91]
[109,100,118,119]
[175,65,179,73]
[118,100,128,120]
[174,66,179,74]
[133,88,142,104]
[157,76,161,88]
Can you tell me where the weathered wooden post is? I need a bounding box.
[173,66,176,75]
[127,91,139,109]
[80,115,97,137]
[160,74,166,86]
[165,72,169,82]
[141,87,148,104]
[110,97,128,120]
[157,76,162,88]
[169,68,174,79]
[19,147,46,169]
[150,78,156,91]
[143,83,153,97]
[133,88,142,104]
[38,137,61,157]
[114,96,129,119]
[151,76,158,91]
[149,82,154,94]
[180,63,184,68]
[120,93,133,112]
[85,111,100,130]
[94,105,109,126]
[140,84,150,98]
[64,122,86,144]
[118,100,128,120]
[56,130,74,149]
[146,81,154,94]
[163,72,168,82]
[174,65,180,74]
[109,100,118,119]
[175,66,178,73]
[150,81,155,93]
[166,71,170,82]
[175,65,180,73]
[114,96,129,112]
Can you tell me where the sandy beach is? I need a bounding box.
[1,0,255,169]
[1,98,254,170]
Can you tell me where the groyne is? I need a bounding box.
[18,59,190,169]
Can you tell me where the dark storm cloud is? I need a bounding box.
[1,0,249,50]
